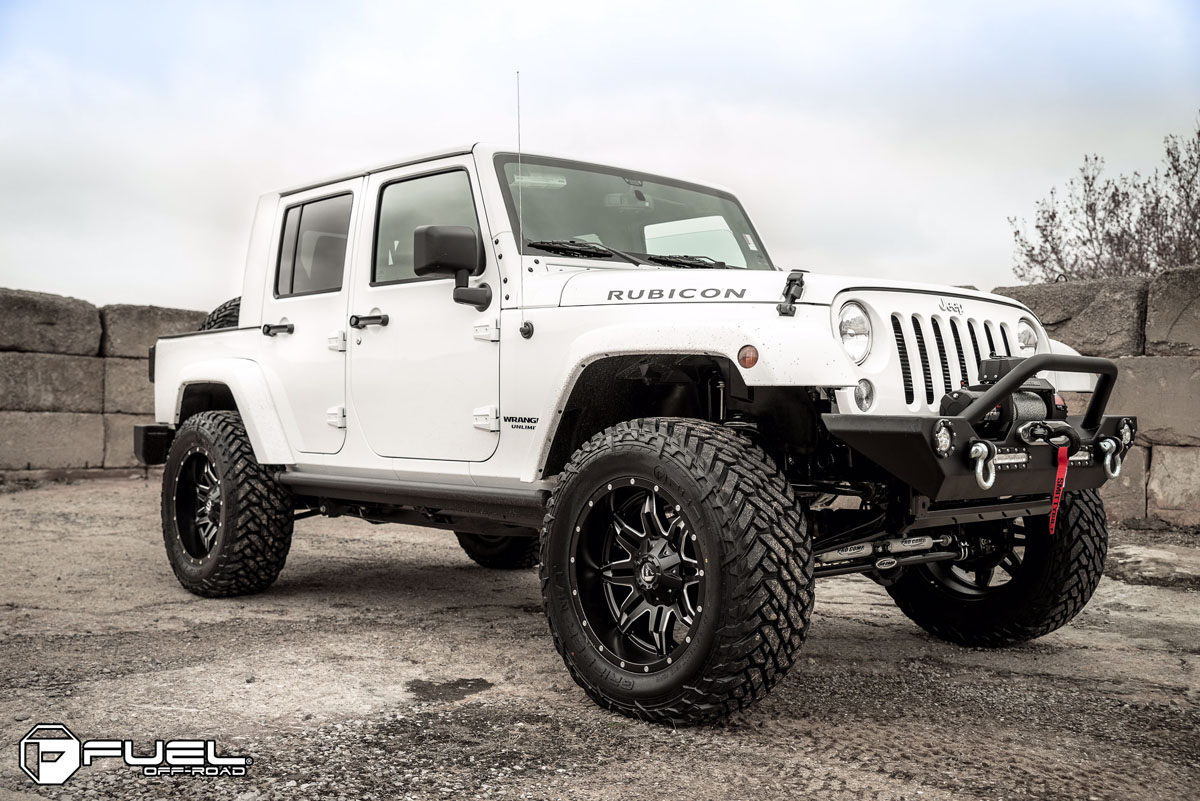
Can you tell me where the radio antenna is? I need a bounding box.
[516,70,523,247]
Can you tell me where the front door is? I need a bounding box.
[259,179,361,454]
[347,158,501,461]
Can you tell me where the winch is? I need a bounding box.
[938,357,1065,440]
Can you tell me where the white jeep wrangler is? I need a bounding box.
[139,144,1135,724]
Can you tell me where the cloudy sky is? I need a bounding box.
[0,0,1197,311]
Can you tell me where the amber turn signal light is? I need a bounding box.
[737,345,759,369]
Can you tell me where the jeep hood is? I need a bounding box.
[554,268,1025,310]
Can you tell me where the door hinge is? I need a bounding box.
[473,319,500,342]
[472,405,500,432]
[326,405,347,429]
[327,330,347,352]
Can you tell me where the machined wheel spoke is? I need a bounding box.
[678,586,700,622]
[999,549,1023,576]
[640,492,667,538]
[600,558,637,587]
[203,461,219,489]
[611,519,643,556]
[648,605,673,655]
[616,593,654,634]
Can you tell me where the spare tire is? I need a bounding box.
[200,297,241,331]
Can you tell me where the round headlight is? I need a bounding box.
[1016,319,1039,354]
[838,302,872,364]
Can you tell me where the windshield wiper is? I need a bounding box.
[645,254,728,269]
[526,240,644,266]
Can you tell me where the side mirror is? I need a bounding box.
[413,225,491,311]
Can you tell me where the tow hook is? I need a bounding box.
[968,440,997,491]
[1098,437,1123,479]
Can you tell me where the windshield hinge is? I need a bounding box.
[473,320,500,342]
[473,405,500,432]
[776,270,807,317]
[325,405,347,429]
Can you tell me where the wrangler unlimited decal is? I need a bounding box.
[606,288,748,301]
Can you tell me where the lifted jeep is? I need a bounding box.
[138,144,1135,724]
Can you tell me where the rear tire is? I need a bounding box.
[161,410,293,597]
[454,532,540,569]
[199,297,241,331]
[886,489,1107,647]
[540,418,814,725]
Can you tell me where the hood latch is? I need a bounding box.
[776,270,806,317]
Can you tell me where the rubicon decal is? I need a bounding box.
[19,723,251,785]
[606,287,748,301]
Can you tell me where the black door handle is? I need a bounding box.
[262,322,294,336]
[349,313,389,329]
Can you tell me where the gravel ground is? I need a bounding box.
[0,477,1197,800]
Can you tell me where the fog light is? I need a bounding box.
[1119,418,1135,447]
[932,419,955,458]
[853,379,875,411]
[737,345,759,369]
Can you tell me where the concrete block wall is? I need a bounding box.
[1,271,1196,529]
[994,265,1200,527]
[0,289,205,475]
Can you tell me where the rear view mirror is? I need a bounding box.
[413,225,491,311]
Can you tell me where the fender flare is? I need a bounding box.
[525,313,859,480]
[173,359,295,465]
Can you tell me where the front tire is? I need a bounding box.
[886,489,1107,647]
[540,418,814,725]
[161,410,293,597]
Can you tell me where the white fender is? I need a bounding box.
[1045,339,1098,392]
[173,359,295,465]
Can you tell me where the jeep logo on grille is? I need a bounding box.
[938,298,965,315]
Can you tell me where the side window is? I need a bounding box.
[275,193,353,297]
[374,171,479,284]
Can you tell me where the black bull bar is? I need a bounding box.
[821,354,1135,502]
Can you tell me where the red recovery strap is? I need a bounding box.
[1048,446,1069,533]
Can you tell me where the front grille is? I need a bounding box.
[890,312,1011,410]
[892,316,914,405]
[910,315,935,405]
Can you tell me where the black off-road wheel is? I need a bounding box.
[455,531,540,569]
[199,297,241,331]
[886,489,1107,647]
[541,418,814,725]
[161,410,293,597]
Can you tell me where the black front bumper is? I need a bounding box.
[822,354,1136,502]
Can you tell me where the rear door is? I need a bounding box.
[259,179,362,454]
[347,158,500,461]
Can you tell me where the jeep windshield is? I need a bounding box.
[493,154,775,270]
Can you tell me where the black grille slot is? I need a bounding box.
[1000,325,1012,356]
[968,320,982,367]
[911,315,934,405]
[984,322,997,357]
[892,315,914,405]
[931,318,952,395]
[949,319,969,385]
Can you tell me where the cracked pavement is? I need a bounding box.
[1,478,1197,800]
